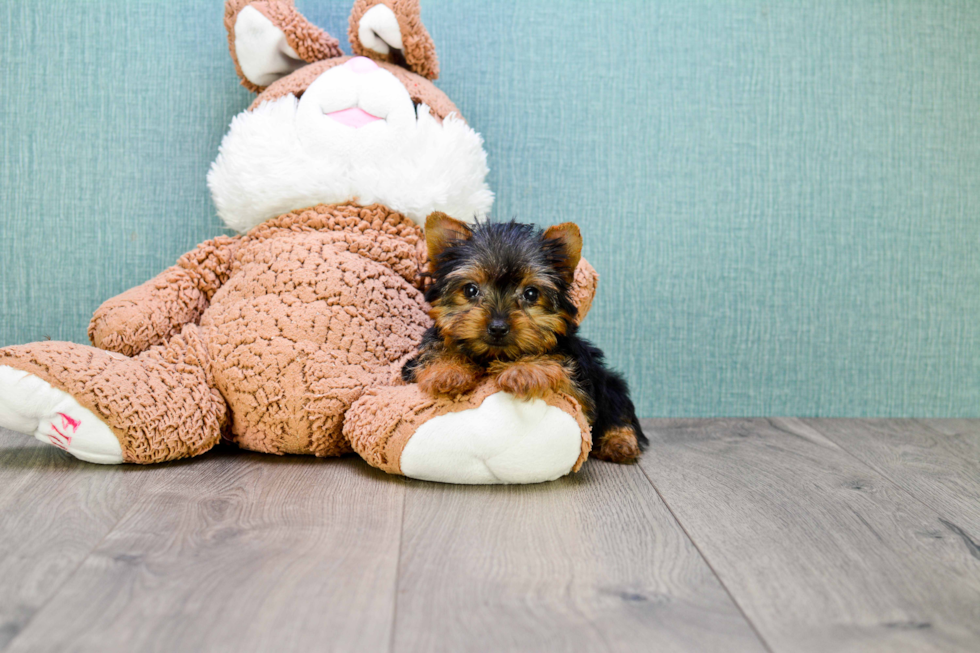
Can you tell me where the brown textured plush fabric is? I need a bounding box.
[205,205,429,456]
[1,205,425,461]
[345,380,592,475]
[224,0,343,93]
[571,259,598,326]
[89,236,240,357]
[252,1,343,63]
[348,0,440,80]
[0,204,597,467]
[0,331,228,464]
[250,56,462,122]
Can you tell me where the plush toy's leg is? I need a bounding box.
[344,381,591,484]
[295,356,381,457]
[0,325,228,464]
[226,353,380,458]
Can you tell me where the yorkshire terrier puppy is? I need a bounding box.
[401,212,647,463]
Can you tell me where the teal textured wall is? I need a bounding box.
[1,1,978,417]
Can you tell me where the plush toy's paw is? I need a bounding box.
[0,366,123,464]
[490,358,568,401]
[415,361,480,397]
[345,382,591,484]
[399,392,583,483]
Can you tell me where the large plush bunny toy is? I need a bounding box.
[0,0,604,484]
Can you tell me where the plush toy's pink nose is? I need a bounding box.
[347,56,379,74]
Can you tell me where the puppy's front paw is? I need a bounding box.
[416,361,480,397]
[493,360,566,400]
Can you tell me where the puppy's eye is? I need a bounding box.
[522,287,539,303]
[463,283,480,299]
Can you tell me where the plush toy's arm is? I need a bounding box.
[88,236,241,357]
[570,258,599,325]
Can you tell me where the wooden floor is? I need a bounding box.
[1,419,978,652]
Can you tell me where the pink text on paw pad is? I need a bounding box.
[48,426,71,450]
[58,413,81,432]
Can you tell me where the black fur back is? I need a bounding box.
[557,325,648,452]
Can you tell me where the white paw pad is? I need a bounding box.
[0,365,124,464]
[399,392,583,484]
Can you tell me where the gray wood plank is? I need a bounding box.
[0,428,147,650]
[640,418,980,653]
[802,419,980,536]
[5,449,405,653]
[393,460,767,653]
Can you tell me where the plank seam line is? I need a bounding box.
[794,419,971,532]
[2,471,146,652]
[637,459,775,653]
[387,483,408,653]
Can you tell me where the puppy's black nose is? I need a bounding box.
[487,320,510,338]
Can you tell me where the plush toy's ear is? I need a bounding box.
[543,223,583,284]
[348,0,440,80]
[225,0,343,92]
[425,212,472,264]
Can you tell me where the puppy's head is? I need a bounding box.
[424,213,582,361]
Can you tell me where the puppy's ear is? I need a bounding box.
[225,0,342,92]
[349,0,440,80]
[543,223,583,283]
[426,212,472,264]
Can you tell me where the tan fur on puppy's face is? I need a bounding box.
[423,219,581,364]
[430,267,573,361]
